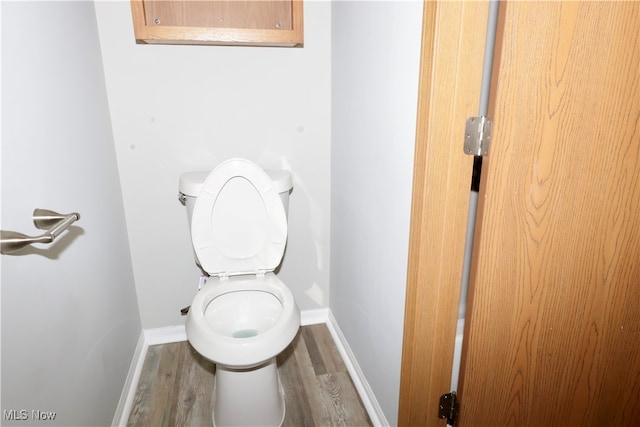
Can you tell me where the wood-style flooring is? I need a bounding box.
[127,324,372,427]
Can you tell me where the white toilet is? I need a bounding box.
[178,158,300,427]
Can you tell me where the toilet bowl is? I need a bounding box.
[187,275,299,368]
[179,158,300,427]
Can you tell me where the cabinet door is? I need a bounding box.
[460,2,640,425]
[130,0,303,47]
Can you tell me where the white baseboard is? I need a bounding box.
[143,324,187,345]
[111,332,148,427]
[326,310,389,427]
[300,307,329,326]
[112,308,386,426]
[137,308,327,345]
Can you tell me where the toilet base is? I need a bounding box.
[212,357,285,427]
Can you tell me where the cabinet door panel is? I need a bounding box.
[143,1,292,31]
[130,0,303,47]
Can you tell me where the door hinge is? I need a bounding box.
[464,116,493,156]
[438,391,459,425]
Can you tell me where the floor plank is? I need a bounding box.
[128,324,372,427]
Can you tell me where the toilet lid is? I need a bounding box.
[191,158,288,277]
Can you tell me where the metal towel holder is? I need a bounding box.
[1,209,80,254]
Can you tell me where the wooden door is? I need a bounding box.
[399,2,489,425]
[459,2,640,426]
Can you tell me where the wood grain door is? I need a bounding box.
[459,2,640,426]
[399,2,490,425]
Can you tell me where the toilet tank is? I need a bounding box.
[178,168,293,233]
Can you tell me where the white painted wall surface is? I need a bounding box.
[94,1,332,328]
[1,2,141,425]
[330,2,423,424]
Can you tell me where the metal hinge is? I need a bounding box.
[463,116,493,156]
[438,391,459,425]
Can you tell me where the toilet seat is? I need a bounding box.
[186,274,300,368]
[191,158,288,277]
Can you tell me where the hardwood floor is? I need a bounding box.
[127,324,372,427]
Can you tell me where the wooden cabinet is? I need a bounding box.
[130,1,303,47]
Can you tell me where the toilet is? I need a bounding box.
[178,158,300,427]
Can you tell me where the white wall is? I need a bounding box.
[1,2,141,425]
[330,1,423,424]
[94,1,332,329]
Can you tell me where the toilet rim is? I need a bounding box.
[189,275,297,342]
[186,274,300,367]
